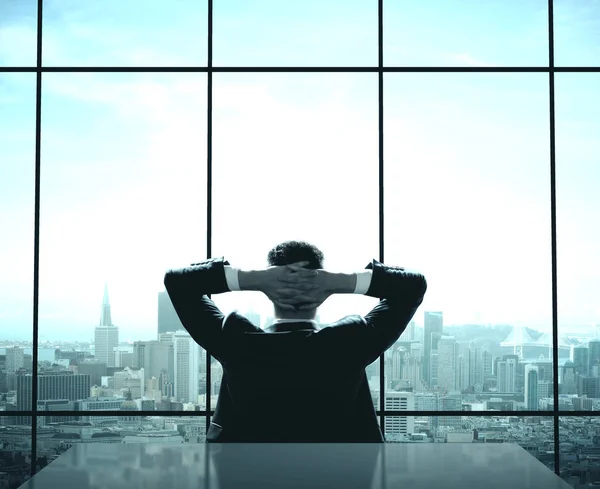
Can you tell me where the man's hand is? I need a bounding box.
[257,261,319,310]
[274,263,333,311]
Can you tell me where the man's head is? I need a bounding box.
[267,240,324,320]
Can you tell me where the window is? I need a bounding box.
[0,1,598,485]
[556,74,600,413]
[385,73,552,411]
[210,72,380,400]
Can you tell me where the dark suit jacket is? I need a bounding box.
[164,257,427,443]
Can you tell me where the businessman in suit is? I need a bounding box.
[164,240,427,442]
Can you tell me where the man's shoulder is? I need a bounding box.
[318,315,366,331]
[222,311,263,334]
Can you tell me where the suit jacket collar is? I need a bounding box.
[265,320,319,333]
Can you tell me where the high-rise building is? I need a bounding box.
[5,347,24,373]
[588,340,600,374]
[482,350,493,378]
[390,347,405,381]
[524,364,539,409]
[158,291,184,337]
[133,340,172,380]
[497,358,517,393]
[403,355,422,391]
[561,362,577,395]
[94,284,119,367]
[458,355,467,390]
[467,348,484,390]
[430,352,438,387]
[437,336,456,392]
[17,371,91,423]
[537,381,553,401]
[572,397,593,410]
[114,350,133,368]
[385,392,415,436]
[534,361,553,383]
[577,376,600,399]
[423,312,443,387]
[159,331,200,403]
[572,345,589,375]
[76,360,107,386]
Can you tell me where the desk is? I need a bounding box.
[19,442,571,489]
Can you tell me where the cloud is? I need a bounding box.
[446,53,496,67]
[0,25,37,66]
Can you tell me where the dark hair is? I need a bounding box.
[267,240,324,270]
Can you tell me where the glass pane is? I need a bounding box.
[0,416,32,487]
[213,0,376,66]
[554,0,600,67]
[211,73,380,401]
[385,415,555,472]
[384,0,548,67]
[35,416,207,481]
[556,74,600,412]
[38,73,207,412]
[560,416,600,487]
[384,73,553,411]
[0,0,37,66]
[42,0,207,66]
[1,73,35,414]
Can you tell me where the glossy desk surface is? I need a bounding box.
[19,442,571,489]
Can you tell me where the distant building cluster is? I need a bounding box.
[1,286,600,487]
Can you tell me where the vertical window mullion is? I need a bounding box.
[206,0,214,436]
[31,0,44,478]
[378,0,385,438]
[547,0,560,477]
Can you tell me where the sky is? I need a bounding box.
[0,0,599,342]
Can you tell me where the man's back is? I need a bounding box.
[210,316,380,442]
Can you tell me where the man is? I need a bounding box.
[164,240,427,442]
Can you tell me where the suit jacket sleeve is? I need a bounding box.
[163,257,232,361]
[350,259,427,366]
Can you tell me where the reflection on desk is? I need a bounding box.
[20,442,571,489]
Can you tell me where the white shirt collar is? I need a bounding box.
[272,319,318,325]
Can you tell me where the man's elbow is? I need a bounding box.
[416,275,428,298]
[163,270,177,292]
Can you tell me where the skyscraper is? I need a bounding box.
[588,340,600,375]
[561,362,576,395]
[578,376,600,399]
[467,348,482,389]
[133,340,172,380]
[572,345,589,375]
[497,358,517,393]
[423,312,443,387]
[159,330,200,403]
[437,336,456,392]
[158,291,184,337]
[5,347,24,373]
[525,364,539,409]
[94,284,119,367]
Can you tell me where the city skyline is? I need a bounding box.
[1,1,600,343]
[2,279,600,342]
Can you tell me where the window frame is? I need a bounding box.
[1,0,599,480]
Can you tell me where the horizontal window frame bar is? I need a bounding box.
[2,410,599,417]
[0,66,599,73]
